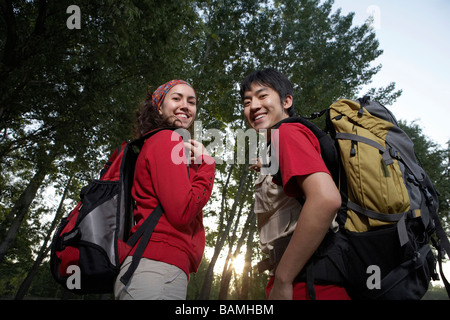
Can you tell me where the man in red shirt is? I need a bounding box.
[240,68,350,300]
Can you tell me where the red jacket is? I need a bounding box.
[129,129,215,277]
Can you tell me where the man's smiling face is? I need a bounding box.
[243,83,292,131]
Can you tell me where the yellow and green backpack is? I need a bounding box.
[273,96,450,299]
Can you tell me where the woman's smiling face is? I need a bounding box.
[159,84,197,129]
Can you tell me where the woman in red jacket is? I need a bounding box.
[114,80,215,300]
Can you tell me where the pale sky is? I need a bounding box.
[332,0,450,148]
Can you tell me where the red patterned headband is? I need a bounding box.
[151,79,195,110]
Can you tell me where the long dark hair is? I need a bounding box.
[133,92,166,138]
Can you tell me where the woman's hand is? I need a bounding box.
[184,139,209,163]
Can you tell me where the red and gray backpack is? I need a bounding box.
[50,128,171,294]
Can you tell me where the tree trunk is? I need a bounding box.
[218,204,255,300]
[14,176,72,299]
[218,205,243,300]
[198,165,249,300]
[0,166,48,264]
[239,209,256,300]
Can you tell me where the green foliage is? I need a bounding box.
[422,283,450,300]
[187,256,221,300]
[0,0,447,300]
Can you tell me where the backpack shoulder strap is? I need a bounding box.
[272,116,340,186]
[118,127,183,284]
[120,204,164,286]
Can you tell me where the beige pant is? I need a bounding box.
[114,257,187,300]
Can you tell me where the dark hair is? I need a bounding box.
[239,68,295,117]
[133,92,180,138]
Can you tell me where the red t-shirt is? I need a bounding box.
[273,122,330,195]
[130,129,215,278]
[268,122,350,300]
